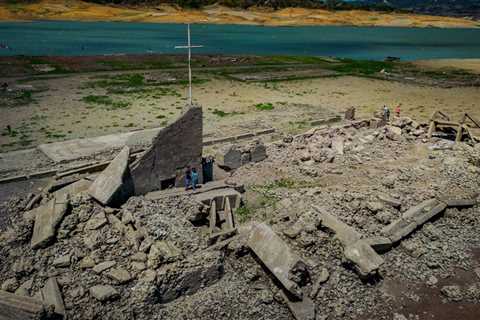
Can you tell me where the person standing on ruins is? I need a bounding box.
[395,104,401,118]
[184,166,192,191]
[191,168,199,191]
[383,105,390,121]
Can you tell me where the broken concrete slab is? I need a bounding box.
[364,237,393,254]
[377,194,402,209]
[445,198,477,208]
[312,206,361,246]
[0,290,46,319]
[216,144,242,170]
[130,106,203,194]
[249,140,267,163]
[157,250,224,303]
[40,277,65,318]
[248,223,308,299]
[344,240,384,278]
[31,195,70,249]
[53,178,92,199]
[88,146,133,207]
[193,188,241,211]
[402,199,438,221]
[89,285,119,302]
[284,294,316,320]
[382,218,417,243]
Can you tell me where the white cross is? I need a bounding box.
[175,24,203,106]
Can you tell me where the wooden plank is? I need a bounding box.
[0,290,45,320]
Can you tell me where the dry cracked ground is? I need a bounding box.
[1,116,480,320]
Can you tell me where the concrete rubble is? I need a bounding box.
[0,114,479,320]
[216,140,267,170]
[88,146,133,207]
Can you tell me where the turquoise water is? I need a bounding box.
[0,21,479,60]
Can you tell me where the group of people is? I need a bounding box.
[383,103,401,121]
[184,166,199,191]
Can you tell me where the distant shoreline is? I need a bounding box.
[0,1,478,29]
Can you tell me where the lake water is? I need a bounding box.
[0,21,480,60]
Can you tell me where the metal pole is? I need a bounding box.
[188,24,192,106]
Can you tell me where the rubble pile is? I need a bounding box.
[1,116,480,320]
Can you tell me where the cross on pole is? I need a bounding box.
[175,24,203,106]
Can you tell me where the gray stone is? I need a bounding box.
[216,144,242,170]
[344,240,384,278]
[31,195,70,249]
[79,256,95,269]
[85,211,107,230]
[131,252,147,262]
[1,278,18,292]
[130,106,203,194]
[0,290,45,319]
[445,198,477,208]
[52,253,71,268]
[248,223,308,299]
[88,146,133,207]
[377,194,402,209]
[105,267,132,284]
[250,140,267,162]
[147,241,182,269]
[157,251,224,303]
[93,261,117,274]
[40,277,65,318]
[441,285,463,302]
[89,285,119,302]
[285,295,315,320]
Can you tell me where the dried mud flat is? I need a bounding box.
[1,116,480,320]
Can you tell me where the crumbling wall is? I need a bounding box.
[130,106,203,195]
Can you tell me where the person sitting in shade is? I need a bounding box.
[191,168,199,191]
[383,105,390,121]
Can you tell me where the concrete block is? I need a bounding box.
[88,146,133,207]
[402,199,438,220]
[344,240,384,278]
[216,144,242,170]
[31,196,69,249]
[313,206,361,246]
[382,218,417,243]
[40,277,65,318]
[248,223,308,299]
[413,202,447,226]
[445,198,477,208]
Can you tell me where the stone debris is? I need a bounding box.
[0,290,46,319]
[31,195,70,249]
[105,267,132,284]
[40,277,65,318]
[93,261,117,274]
[248,222,309,299]
[88,146,133,207]
[89,285,119,302]
[284,294,316,320]
[216,140,267,170]
[130,106,203,194]
[52,253,71,268]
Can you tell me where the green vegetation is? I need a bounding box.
[81,95,130,110]
[255,102,274,111]
[330,59,394,75]
[235,206,254,223]
[212,108,244,117]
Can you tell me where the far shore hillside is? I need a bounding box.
[0,1,479,28]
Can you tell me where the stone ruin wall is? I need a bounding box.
[130,106,203,195]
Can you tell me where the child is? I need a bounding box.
[191,168,198,191]
[395,104,401,117]
[184,166,191,191]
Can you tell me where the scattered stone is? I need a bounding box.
[15,279,33,297]
[93,261,117,274]
[426,275,438,286]
[105,267,132,284]
[89,285,119,302]
[131,252,147,262]
[88,146,134,207]
[441,285,463,302]
[147,241,182,269]
[52,253,71,268]
[85,211,107,230]
[79,256,95,269]
[1,278,18,292]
